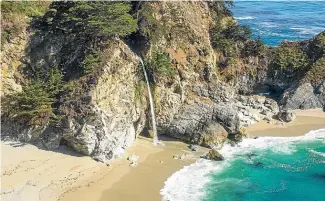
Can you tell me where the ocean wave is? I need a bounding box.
[160,128,325,201]
[160,159,228,201]
[290,26,324,35]
[309,149,325,157]
[234,16,255,20]
[260,22,278,28]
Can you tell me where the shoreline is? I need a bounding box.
[246,108,325,138]
[1,108,324,201]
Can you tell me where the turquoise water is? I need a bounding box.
[161,129,325,201]
[230,1,325,46]
[203,140,325,201]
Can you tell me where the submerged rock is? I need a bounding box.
[204,149,224,161]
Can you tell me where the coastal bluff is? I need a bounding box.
[1,1,325,164]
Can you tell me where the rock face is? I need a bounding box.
[204,149,224,161]
[316,81,325,108]
[59,41,146,163]
[0,31,26,98]
[1,40,147,163]
[281,83,323,110]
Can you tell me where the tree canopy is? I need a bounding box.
[42,2,137,38]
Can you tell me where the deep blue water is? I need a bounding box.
[230,1,325,46]
[161,129,325,201]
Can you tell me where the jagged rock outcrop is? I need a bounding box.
[2,40,147,163]
[57,40,147,163]
[280,83,323,109]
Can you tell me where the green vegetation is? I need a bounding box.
[3,67,64,125]
[241,36,265,57]
[305,57,325,86]
[1,1,50,44]
[271,45,309,70]
[208,1,234,17]
[308,32,325,60]
[144,52,174,83]
[43,2,137,38]
[82,50,103,74]
[211,20,252,56]
[1,1,49,16]
[4,79,54,125]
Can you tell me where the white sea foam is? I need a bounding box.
[290,26,324,35]
[234,16,255,20]
[260,22,278,28]
[309,149,325,157]
[160,128,325,201]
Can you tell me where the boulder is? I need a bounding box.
[204,149,224,161]
[197,122,228,148]
[278,109,296,122]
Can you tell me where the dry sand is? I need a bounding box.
[1,136,207,201]
[246,108,325,137]
[1,109,324,201]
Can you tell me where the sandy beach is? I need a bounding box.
[1,108,324,201]
[246,108,325,137]
[1,136,208,201]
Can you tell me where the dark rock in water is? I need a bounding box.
[247,153,258,159]
[204,149,224,161]
[228,132,243,143]
[278,109,296,122]
[312,173,325,179]
[253,161,264,168]
[189,144,198,151]
[254,136,259,139]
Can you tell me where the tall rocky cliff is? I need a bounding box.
[1,1,324,163]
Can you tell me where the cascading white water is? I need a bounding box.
[139,59,158,145]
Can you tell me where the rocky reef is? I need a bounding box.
[1,1,324,163]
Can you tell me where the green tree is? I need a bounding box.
[44,2,137,38]
[48,66,64,96]
[4,79,54,125]
[144,52,174,83]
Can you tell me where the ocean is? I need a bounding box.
[229,1,325,46]
[161,128,325,201]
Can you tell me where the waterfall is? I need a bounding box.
[139,59,158,145]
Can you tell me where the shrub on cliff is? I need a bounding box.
[305,57,325,86]
[2,67,64,125]
[82,50,103,74]
[144,52,174,83]
[3,80,54,125]
[271,45,309,70]
[1,1,49,45]
[241,36,265,57]
[307,32,325,61]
